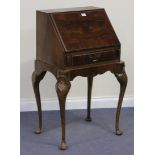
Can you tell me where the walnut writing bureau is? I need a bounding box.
[32,6,128,150]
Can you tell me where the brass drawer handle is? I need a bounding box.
[88,53,102,62]
[88,55,99,62]
[92,59,98,62]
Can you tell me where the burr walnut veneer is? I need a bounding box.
[32,6,128,150]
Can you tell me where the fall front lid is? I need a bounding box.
[50,8,120,52]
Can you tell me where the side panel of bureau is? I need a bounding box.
[36,11,65,68]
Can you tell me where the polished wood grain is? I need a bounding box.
[85,76,93,121]
[32,7,128,150]
[32,70,46,134]
[36,11,65,68]
[115,67,128,135]
[56,77,71,150]
[51,9,120,52]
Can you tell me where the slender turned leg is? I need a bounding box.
[32,71,46,134]
[115,69,128,135]
[85,76,93,121]
[56,77,71,150]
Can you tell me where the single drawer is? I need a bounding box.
[65,49,120,67]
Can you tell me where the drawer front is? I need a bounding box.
[65,50,120,67]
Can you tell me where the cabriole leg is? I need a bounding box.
[115,69,128,135]
[32,71,46,134]
[85,76,93,121]
[56,77,71,150]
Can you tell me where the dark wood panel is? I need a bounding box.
[36,11,65,68]
[51,9,120,52]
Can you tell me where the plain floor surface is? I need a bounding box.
[20,108,134,155]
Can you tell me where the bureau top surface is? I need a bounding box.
[40,7,120,52]
[40,6,100,13]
